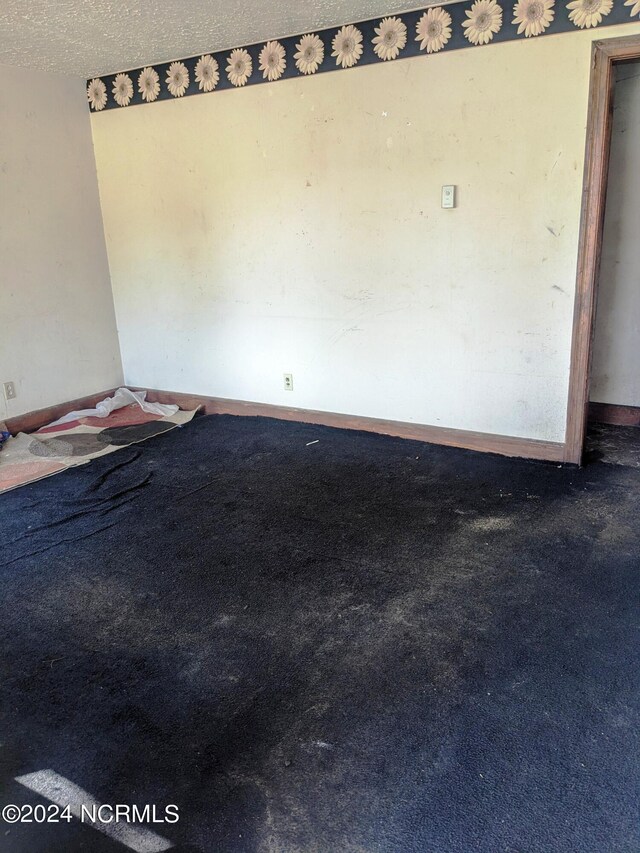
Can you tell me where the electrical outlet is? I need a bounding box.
[3,381,16,401]
[283,373,293,391]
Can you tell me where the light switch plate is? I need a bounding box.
[442,185,456,209]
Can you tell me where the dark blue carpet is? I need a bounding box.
[0,414,638,852]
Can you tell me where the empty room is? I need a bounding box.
[0,1,639,851]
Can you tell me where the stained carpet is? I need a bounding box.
[0,415,638,852]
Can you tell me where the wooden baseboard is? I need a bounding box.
[139,387,566,462]
[588,401,640,427]
[5,388,118,435]
[4,385,567,462]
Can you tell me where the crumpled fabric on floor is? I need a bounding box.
[47,387,180,428]
[0,401,196,494]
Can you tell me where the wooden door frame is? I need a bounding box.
[565,34,640,464]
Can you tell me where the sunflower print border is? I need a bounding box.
[87,0,638,111]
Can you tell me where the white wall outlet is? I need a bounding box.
[283,373,293,391]
[442,185,456,209]
[3,381,16,401]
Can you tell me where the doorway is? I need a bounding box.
[565,34,640,464]
[589,58,640,430]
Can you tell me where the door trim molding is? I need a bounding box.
[564,34,640,464]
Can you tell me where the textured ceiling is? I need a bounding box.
[0,1,443,78]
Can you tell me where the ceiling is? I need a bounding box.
[0,1,440,78]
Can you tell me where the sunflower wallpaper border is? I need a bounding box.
[87,0,640,111]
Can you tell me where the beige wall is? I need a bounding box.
[91,24,640,443]
[0,64,122,421]
[590,59,640,408]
